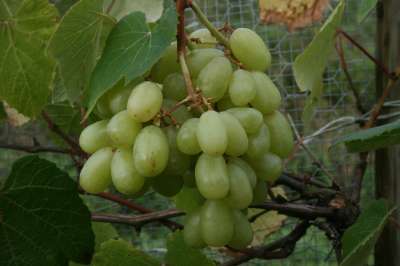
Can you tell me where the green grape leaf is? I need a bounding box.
[49,0,115,103]
[91,239,160,266]
[45,102,82,135]
[340,199,396,266]
[53,0,79,16]
[357,0,378,23]
[173,186,205,214]
[0,0,58,117]
[0,156,94,266]
[165,231,215,266]
[106,0,164,22]
[293,0,345,92]
[301,78,323,126]
[333,120,400,153]
[84,0,177,114]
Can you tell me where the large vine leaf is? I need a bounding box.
[333,119,400,153]
[340,199,396,266]
[165,231,215,266]
[0,156,94,266]
[0,0,58,117]
[91,239,160,266]
[49,0,115,103]
[106,0,164,22]
[84,0,177,114]
[357,0,378,23]
[293,0,345,92]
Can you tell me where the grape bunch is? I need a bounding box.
[78,27,294,249]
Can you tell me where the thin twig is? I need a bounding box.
[0,143,71,154]
[106,0,116,14]
[250,202,336,219]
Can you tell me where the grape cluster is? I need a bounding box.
[79,27,294,249]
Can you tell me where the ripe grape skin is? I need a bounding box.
[250,72,281,115]
[228,210,253,249]
[226,162,253,209]
[252,178,267,204]
[264,111,295,158]
[187,48,224,78]
[184,210,206,248]
[197,111,228,156]
[195,153,230,199]
[127,81,163,122]
[219,112,248,156]
[246,123,271,159]
[79,120,112,154]
[150,42,180,83]
[229,69,256,106]
[107,110,142,148]
[108,87,132,115]
[226,107,263,134]
[133,125,169,177]
[229,28,271,72]
[177,118,202,155]
[228,157,257,189]
[249,152,283,183]
[163,73,187,101]
[200,200,234,247]
[189,28,217,49]
[80,147,113,194]
[197,56,233,102]
[111,148,145,195]
[151,174,183,197]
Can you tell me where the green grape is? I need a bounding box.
[174,186,205,213]
[95,96,113,119]
[163,73,187,101]
[264,111,294,158]
[225,162,253,209]
[162,99,192,125]
[130,179,152,199]
[252,178,267,204]
[229,28,271,71]
[249,152,283,183]
[200,200,234,247]
[217,94,236,111]
[182,170,196,187]
[229,69,256,106]
[133,126,169,177]
[195,153,229,199]
[151,174,183,197]
[197,57,233,102]
[189,28,217,49]
[197,111,227,156]
[80,147,113,194]
[187,48,224,78]
[228,157,257,189]
[177,118,201,155]
[162,127,192,177]
[183,210,206,248]
[127,81,163,122]
[219,112,248,156]
[79,120,112,154]
[228,210,253,249]
[250,72,281,115]
[108,87,132,115]
[107,110,142,148]
[150,42,180,83]
[246,123,271,159]
[111,148,145,195]
[226,107,263,134]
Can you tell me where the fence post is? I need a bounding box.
[375,0,400,265]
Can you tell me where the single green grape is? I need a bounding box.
[226,107,263,134]
[108,87,132,115]
[264,111,294,158]
[197,56,233,102]
[187,48,224,78]
[249,152,283,183]
[200,200,234,247]
[94,80,125,119]
[150,42,180,83]
[133,125,169,177]
[230,28,271,71]
[219,112,248,156]
[80,147,113,194]
[151,174,183,197]
[79,120,112,154]
[177,118,201,155]
[229,69,256,106]
[182,170,197,188]
[225,162,253,209]
[174,186,205,214]
[162,99,192,125]
[127,81,163,122]
[183,209,206,248]
[195,153,229,199]
[162,73,187,101]
[228,157,257,189]
[250,72,281,115]
[252,178,267,204]
[228,210,253,249]
[189,28,218,49]
[246,123,271,159]
[107,110,142,148]
[217,94,236,111]
[197,111,228,156]
[111,148,145,195]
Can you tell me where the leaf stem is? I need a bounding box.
[0,144,71,154]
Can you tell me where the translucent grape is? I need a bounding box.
[226,107,263,134]
[226,162,253,209]
[229,28,271,71]
[163,73,187,101]
[151,174,183,197]
[246,123,271,159]
[200,200,234,247]
[184,210,206,248]
[250,72,281,114]
[187,48,224,78]
[228,210,253,249]
[264,111,294,158]
[80,147,113,194]
[79,120,112,154]
[197,111,228,156]
[127,81,163,122]
[220,112,248,156]
[133,125,169,177]
[108,87,132,115]
[228,157,257,189]
[189,28,217,49]
[150,42,180,83]
[229,69,256,106]
[111,148,145,195]
[195,153,229,199]
[107,110,142,148]
[177,118,201,155]
[249,152,283,182]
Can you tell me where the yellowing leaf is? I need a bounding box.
[249,209,287,246]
